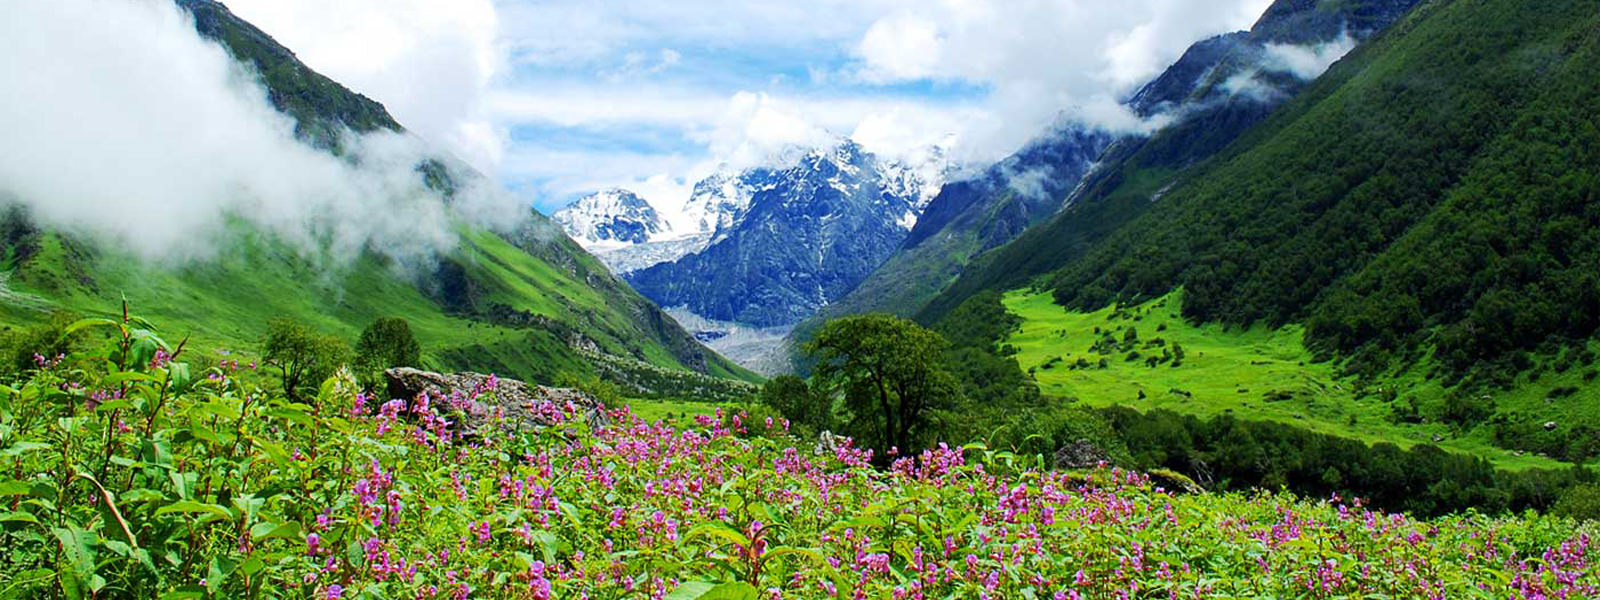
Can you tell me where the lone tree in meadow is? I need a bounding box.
[262,318,352,402]
[355,317,421,386]
[759,375,833,436]
[806,314,960,456]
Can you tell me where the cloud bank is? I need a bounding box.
[0,0,519,264]
[223,0,503,174]
[222,0,1277,214]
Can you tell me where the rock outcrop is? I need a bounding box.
[1053,439,1115,470]
[383,367,607,436]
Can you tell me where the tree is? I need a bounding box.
[806,315,961,456]
[1552,485,1600,522]
[262,318,352,402]
[355,317,421,386]
[759,375,832,435]
[0,311,80,375]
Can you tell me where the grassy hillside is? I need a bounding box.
[1002,288,1588,470]
[919,0,1600,463]
[3,346,1597,598]
[0,218,755,389]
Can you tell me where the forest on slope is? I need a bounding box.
[909,0,1600,460]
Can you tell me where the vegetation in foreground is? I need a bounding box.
[4,311,1600,600]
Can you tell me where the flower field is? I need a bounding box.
[1,316,1597,599]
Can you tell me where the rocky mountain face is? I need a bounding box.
[553,189,666,247]
[788,124,1114,350]
[178,0,400,150]
[624,140,947,329]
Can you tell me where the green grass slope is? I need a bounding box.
[0,218,754,388]
[1001,288,1585,470]
[925,0,1600,461]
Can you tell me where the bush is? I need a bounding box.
[355,317,421,388]
[759,375,833,436]
[261,317,352,402]
[0,311,80,376]
[1553,485,1600,521]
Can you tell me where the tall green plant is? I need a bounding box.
[806,314,960,455]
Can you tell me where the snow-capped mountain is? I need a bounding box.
[624,139,952,329]
[551,189,667,248]
[676,170,758,243]
[554,138,952,278]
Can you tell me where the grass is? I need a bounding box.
[1001,287,1570,470]
[0,225,748,388]
[621,397,722,428]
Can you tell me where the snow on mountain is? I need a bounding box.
[556,138,955,277]
[551,189,667,249]
[624,138,956,329]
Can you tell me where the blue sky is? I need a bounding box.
[222,0,1274,214]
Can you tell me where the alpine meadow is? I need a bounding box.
[2,0,1599,599]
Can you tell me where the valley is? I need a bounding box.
[1002,288,1588,471]
[3,0,1600,596]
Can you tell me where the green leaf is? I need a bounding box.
[128,337,161,372]
[695,582,760,600]
[251,521,301,541]
[0,481,30,496]
[0,510,39,525]
[206,556,237,595]
[167,362,193,394]
[52,526,96,598]
[529,530,560,564]
[684,522,750,549]
[156,587,205,600]
[266,408,314,428]
[239,556,266,577]
[664,582,717,600]
[765,546,828,565]
[101,372,157,387]
[0,442,50,458]
[64,318,118,336]
[155,500,234,522]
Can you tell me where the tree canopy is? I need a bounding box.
[806,314,960,456]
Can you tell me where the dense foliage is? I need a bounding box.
[806,315,961,457]
[262,318,354,403]
[1044,0,1600,384]
[5,313,1600,600]
[757,376,833,438]
[354,318,421,388]
[923,0,1600,390]
[1099,407,1593,518]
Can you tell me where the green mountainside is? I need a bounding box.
[0,0,755,391]
[922,0,1600,464]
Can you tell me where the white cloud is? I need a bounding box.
[194,0,1280,214]
[0,0,520,264]
[222,0,504,173]
[855,14,946,83]
[849,0,1276,156]
[1263,32,1357,80]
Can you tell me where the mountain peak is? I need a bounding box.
[552,189,667,247]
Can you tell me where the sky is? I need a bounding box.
[220,0,1277,214]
